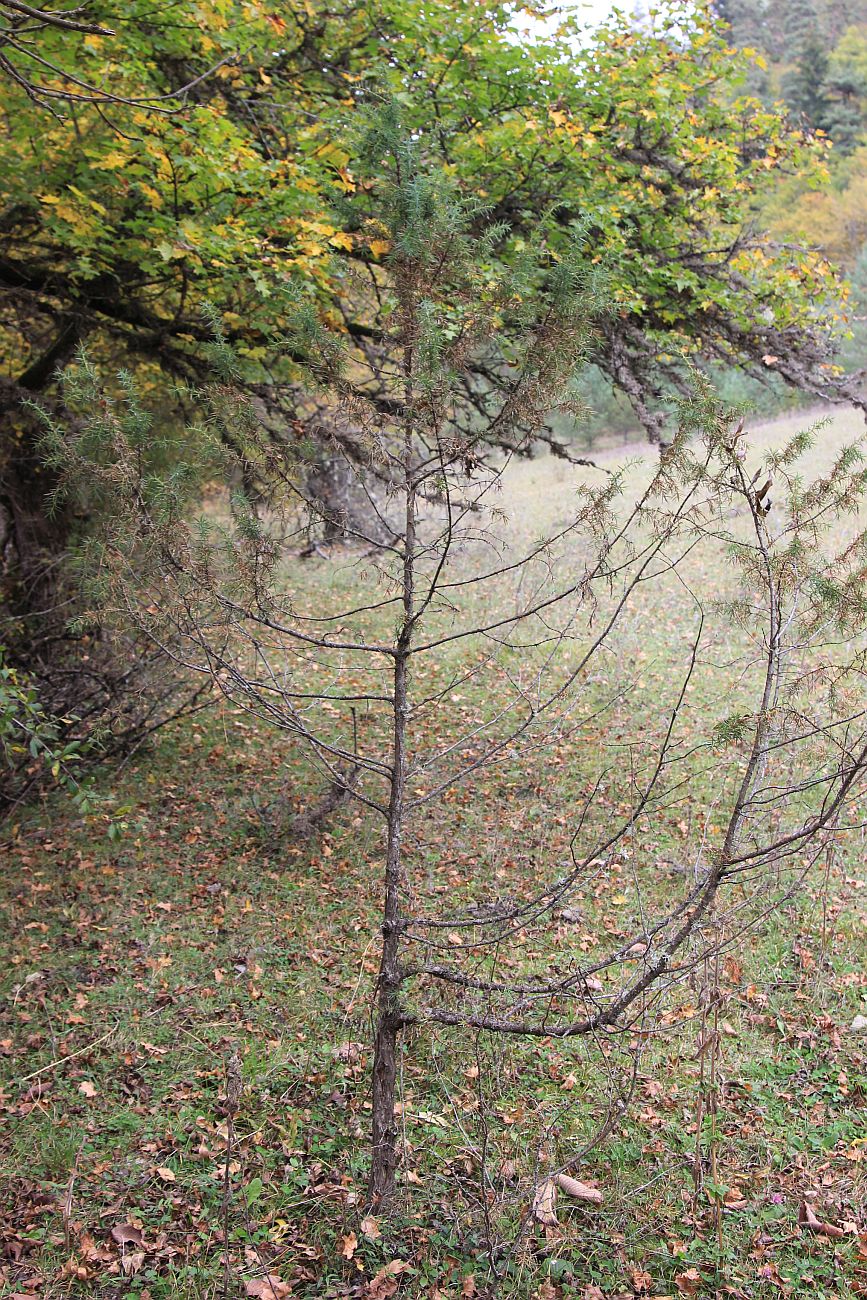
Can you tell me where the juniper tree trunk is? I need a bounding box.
[368,316,417,1205]
[0,321,81,618]
[369,646,410,1204]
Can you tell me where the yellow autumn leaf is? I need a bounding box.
[96,151,131,170]
[369,239,391,258]
[138,184,164,209]
[329,232,353,251]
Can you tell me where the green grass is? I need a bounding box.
[2,408,867,1299]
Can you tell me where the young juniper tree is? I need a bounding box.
[42,110,867,1223]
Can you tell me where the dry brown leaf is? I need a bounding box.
[461,1276,477,1296]
[366,1259,410,1299]
[78,1080,97,1098]
[798,1201,846,1239]
[674,1267,701,1295]
[631,1268,653,1294]
[556,1173,603,1204]
[340,1232,358,1260]
[111,1223,145,1248]
[367,1280,397,1300]
[59,1257,92,1281]
[532,1178,558,1227]
[79,1232,114,1264]
[245,1276,292,1299]
[120,1251,145,1276]
[582,1287,606,1300]
[360,1215,381,1240]
[154,1166,176,1183]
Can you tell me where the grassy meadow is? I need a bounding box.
[2,407,867,1300]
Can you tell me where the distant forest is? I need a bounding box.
[583,0,867,442]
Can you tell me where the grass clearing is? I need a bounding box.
[2,408,867,1300]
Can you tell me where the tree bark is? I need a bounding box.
[368,307,417,1205]
[0,319,81,614]
[368,638,410,1205]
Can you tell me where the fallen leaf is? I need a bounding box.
[245,1276,292,1299]
[366,1259,410,1299]
[111,1223,145,1247]
[674,1268,702,1295]
[121,1251,145,1276]
[631,1268,653,1293]
[532,1178,558,1227]
[557,1173,603,1204]
[583,1287,606,1300]
[461,1276,477,1297]
[850,1014,867,1032]
[60,1257,92,1281]
[360,1215,381,1240]
[79,1233,113,1265]
[154,1166,176,1183]
[340,1232,357,1260]
[78,1080,97,1098]
[798,1201,846,1238]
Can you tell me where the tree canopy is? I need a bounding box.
[1,0,864,796]
[1,0,861,447]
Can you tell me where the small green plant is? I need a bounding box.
[0,645,93,813]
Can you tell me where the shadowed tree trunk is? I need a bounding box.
[0,319,81,615]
